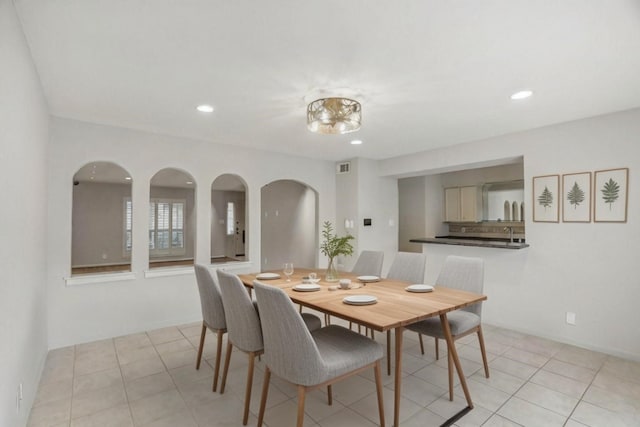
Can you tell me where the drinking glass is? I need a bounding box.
[283,263,294,282]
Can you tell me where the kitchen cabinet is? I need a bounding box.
[444,186,481,222]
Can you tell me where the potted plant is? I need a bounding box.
[320,221,355,282]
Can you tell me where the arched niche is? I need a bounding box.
[260,180,318,272]
[149,168,196,268]
[71,161,132,275]
[211,174,247,263]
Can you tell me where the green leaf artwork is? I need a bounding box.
[537,186,553,209]
[601,178,620,210]
[567,181,585,209]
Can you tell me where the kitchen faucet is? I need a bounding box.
[503,226,514,243]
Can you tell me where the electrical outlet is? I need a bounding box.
[566,312,576,325]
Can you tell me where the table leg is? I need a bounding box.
[393,326,404,427]
[439,313,473,409]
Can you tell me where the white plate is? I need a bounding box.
[302,278,321,284]
[256,272,280,280]
[357,275,380,283]
[293,284,321,292]
[405,284,434,293]
[343,295,378,305]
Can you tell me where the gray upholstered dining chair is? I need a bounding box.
[193,264,227,392]
[216,271,322,425]
[406,255,489,400]
[253,280,385,427]
[381,251,427,374]
[348,250,385,332]
[351,250,384,277]
[386,251,426,284]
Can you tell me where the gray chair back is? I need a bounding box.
[253,281,325,385]
[386,252,426,284]
[217,270,263,352]
[194,264,226,330]
[438,255,484,317]
[351,250,384,277]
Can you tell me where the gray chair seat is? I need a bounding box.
[304,325,383,386]
[407,311,480,338]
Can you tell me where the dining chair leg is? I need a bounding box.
[196,323,206,370]
[447,347,454,401]
[327,384,332,405]
[435,337,439,360]
[243,353,256,425]
[477,326,490,378]
[212,329,224,391]
[374,361,386,427]
[418,333,425,355]
[386,330,392,376]
[220,341,233,393]
[296,385,307,427]
[257,367,271,427]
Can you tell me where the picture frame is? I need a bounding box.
[562,172,591,222]
[594,167,628,222]
[533,174,559,222]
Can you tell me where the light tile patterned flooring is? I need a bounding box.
[28,314,640,427]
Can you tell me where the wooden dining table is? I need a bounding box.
[238,268,487,427]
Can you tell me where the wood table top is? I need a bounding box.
[238,268,487,332]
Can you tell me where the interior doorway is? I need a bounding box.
[260,180,318,272]
[212,174,247,263]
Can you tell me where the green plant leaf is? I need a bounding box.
[320,221,354,260]
[601,178,620,210]
[567,181,585,209]
[537,186,553,209]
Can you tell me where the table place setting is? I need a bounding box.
[343,295,378,305]
[292,283,321,292]
[405,284,434,293]
[357,275,380,283]
[256,272,281,280]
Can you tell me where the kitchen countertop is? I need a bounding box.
[410,236,530,249]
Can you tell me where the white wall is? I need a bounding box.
[0,1,50,425]
[47,118,336,348]
[336,158,399,274]
[380,109,640,361]
[398,176,426,252]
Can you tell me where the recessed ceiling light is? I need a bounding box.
[350,139,363,145]
[510,90,533,100]
[125,176,132,180]
[186,181,193,185]
[196,104,214,113]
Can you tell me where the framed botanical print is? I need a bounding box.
[533,174,559,222]
[594,168,628,222]
[562,172,591,222]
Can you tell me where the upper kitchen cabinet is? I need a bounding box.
[444,186,482,222]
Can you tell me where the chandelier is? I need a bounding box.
[307,97,361,134]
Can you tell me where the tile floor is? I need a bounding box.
[28,314,640,427]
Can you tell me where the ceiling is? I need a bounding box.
[16,0,640,161]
